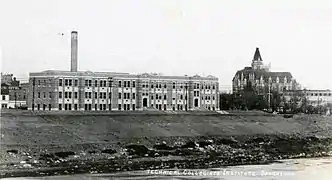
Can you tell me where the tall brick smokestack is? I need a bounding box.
[71,31,78,72]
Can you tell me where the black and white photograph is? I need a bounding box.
[0,0,332,179]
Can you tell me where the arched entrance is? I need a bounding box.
[194,99,199,107]
[143,98,148,107]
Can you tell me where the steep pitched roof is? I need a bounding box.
[232,68,293,83]
[253,47,263,61]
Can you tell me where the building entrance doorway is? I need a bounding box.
[143,98,148,107]
[194,99,199,107]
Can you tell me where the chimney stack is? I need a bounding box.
[70,31,78,72]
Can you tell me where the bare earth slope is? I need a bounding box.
[1,110,332,177]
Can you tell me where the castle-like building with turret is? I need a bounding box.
[232,48,299,96]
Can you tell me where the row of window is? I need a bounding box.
[58,92,78,99]
[84,92,109,99]
[151,94,167,100]
[119,81,136,88]
[120,93,136,99]
[36,92,52,98]
[307,93,332,97]
[85,80,108,87]
[118,104,136,110]
[58,79,79,86]
[33,104,52,111]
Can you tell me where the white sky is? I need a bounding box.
[1,0,331,90]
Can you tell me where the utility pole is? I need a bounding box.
[32,78,35,111]
[108,77,113,111]
[14,91,17,109]
[268,82,271,111]
[185,83,188,111]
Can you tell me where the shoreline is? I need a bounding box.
[1,110,332,178]
[1,134,331,178]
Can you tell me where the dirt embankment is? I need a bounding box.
[1,110,332,178]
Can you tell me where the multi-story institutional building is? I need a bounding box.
[27,71,219,111]
[232,48,299,96]
[27,31,219,111]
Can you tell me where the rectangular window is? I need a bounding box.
[151,84,154,88]
[89,80,92,87]
[64,92,68,98]
[74,79,78,86]
[95,80,98,87]
[49,92,52,98]
[151,95,154,100]
[118,104,121,110]
[59,92,62,98]
[100,80,103,87]
[103,92,106,99]
[69,92,72,98]
[85,80,88,86]
[95,104,97,110]
[103,81,107,87]
[74,92,78,99]
[38,92,41,98]
[2,95,5,100]
[132,81,136,88]
[89,92,92,99]
[132,93,135,99]
[38,80,41,86]
[119,93,122,99]
[164,95,167,100]
[85,92,88,98]
[173,83,176,89]
[65,79,68,86]
[43,92,46,98]
[132,104,135,111]
[99,92,103,99]
[84,104,88,110]
[103,104,106,110]
[64,104,68,110]
[118,81,122,88]
[99,104,102,110]
[127,81,130,88]
[164,104,166,110]
[59,104,62,110]
[69,79,72,86]
[68,104,72,110]
[74,104,78,110]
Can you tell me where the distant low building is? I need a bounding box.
[1,83,10,108]
[0,74,28,108]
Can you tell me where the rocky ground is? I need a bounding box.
[1,110,332,178]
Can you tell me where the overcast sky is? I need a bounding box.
[1,0,331,90]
